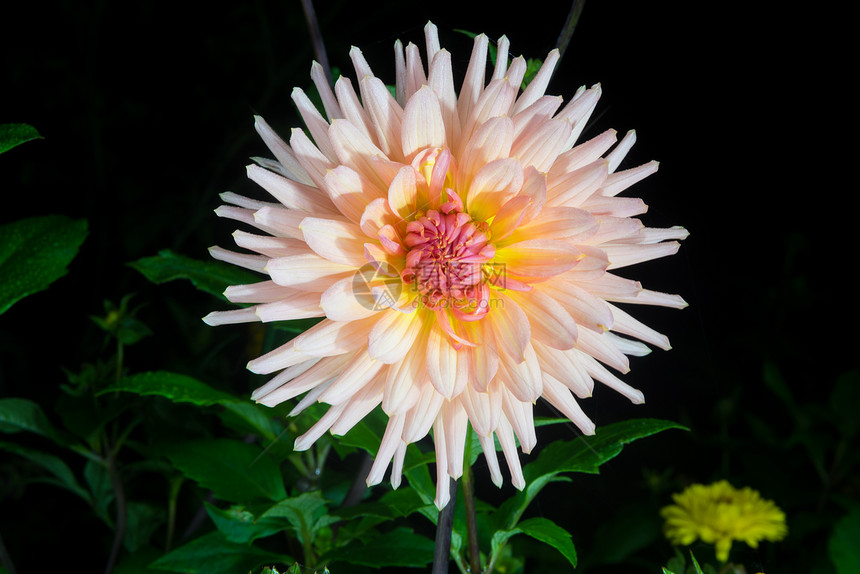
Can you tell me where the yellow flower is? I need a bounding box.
[206,22,687,509]
[661,481,788,562]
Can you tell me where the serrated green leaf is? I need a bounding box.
[0,440,90,501]
[0,215,87,314]
[128,249,258,300]
[322,527,434,568]
[261,491,337,546]
[497,419,685,530]
[0,123,42,154]
[163,438,286,503]
[125,501,166,552]
[206,503,285,544]
[149,531,290,574]
[85,458,115,525]
[492,517,577,568]
[102,370,239,406]
[0,398,69,445]
[829,507,860,574]
[333,487,429,521]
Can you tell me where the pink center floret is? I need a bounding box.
[401,206,495,318]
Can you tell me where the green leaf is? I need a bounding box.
[261,491,338,546]
[163,438,287,503]
[0,398,69,444]
[206,503,285,544]
[492,517,577,568]
[0,123,42,154]
[0,440,90,501]
[102,371,239,406]
[498,419,685,530]
[125,501,166,552]
[333,487,429,521]
[128,249,258,300]
[149,531,289,574]
[0,215,88,315]
[85,458,115,525]
[829,507,860,574]
[323,527,434,568]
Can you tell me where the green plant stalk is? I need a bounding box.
[103,453,127,574]
[461,430,482,574]
[165,476,184,551]
[432,477,458,574]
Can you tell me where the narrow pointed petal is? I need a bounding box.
[300,217,368,267]
[402,86,447,159]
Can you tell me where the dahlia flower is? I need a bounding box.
[205,22,687,509]
[661,481,788,562]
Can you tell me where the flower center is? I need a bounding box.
[401,208,495,314]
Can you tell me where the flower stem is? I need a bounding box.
[555,0,587,65]
[432,477,459,574]
[103,454,127,574]
[461,431,482,573]
[299,0,332,86]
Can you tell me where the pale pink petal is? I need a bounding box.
[426,323,468,398]
[500,385,537,454]
[319,349,386,405]
[289,127,336,190]
[478,432,503,488]
[367,308,425,364]
[310,61,342,121]
[495,417,525,490]
[291,87,336,161]
[300,217,368,267]
[601,160,660,197]
[328,118,390,191]
[252,206,308,239]
[246,164,338,215]
[442,401,469,479]
[387,165,419,222]
[541,374,596,435]
[511,118,572,173]
[466,157,524,221]
[360,76,406,163]
[505,288,578,350]
[493,238,583,279]
[319,276,381,322]
[366,414,406,486]
[294,401,347,451]
[402,381,445,443]
[253,353,352,403]
[532,341,594,399]
[292,315,377,357]
[432,413,451,509]
[329,374,385,435]
[402,86,447,159]
[255,292,325,322]
[224,280,297,304]
[202,307,260,326]
[232,230,309,258]
[253,115,314,185]
[334,76,376,145]
[513,49,560,114]
[487,291,530,363]
[208,246,267,273]
[323,165,387,224]
[497,341,543,403]
[266,253,356,292]
[456,33,489,138]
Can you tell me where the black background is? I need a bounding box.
[1,1,852,572]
